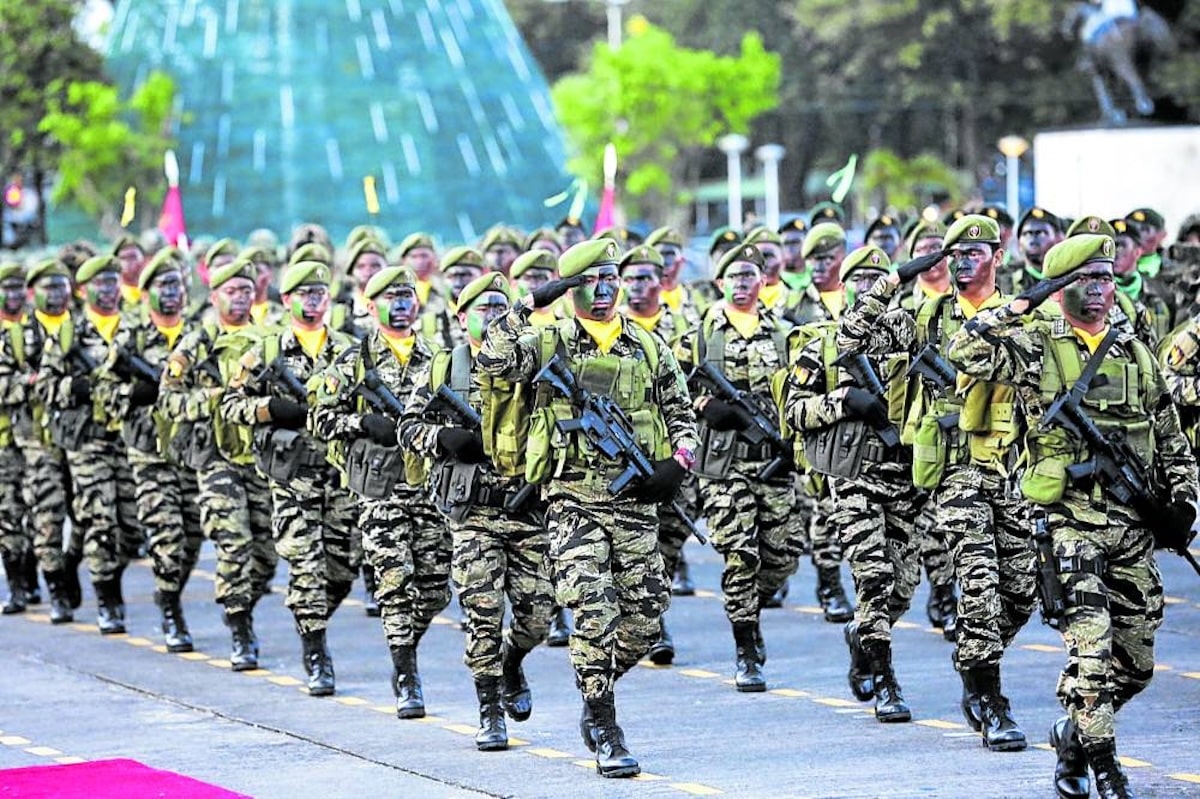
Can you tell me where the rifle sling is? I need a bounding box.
[1067,325,1119,401]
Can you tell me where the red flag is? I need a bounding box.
[158,151,187,247]
[592,143,617,234]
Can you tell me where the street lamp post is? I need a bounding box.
[755,143,786,230]
[543,0,628,50]
[718,134,750,231]
[997,135,1030,225]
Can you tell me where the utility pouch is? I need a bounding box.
[122,413,159,454]
[803,420,868,480]
[431,460,480,523]
[524,406,557,485]
[1020,428,1072,505]
[345,438,405,499]
[253,426,307,483]
[49,407,91,451]
[695,424,737,480]
[166,421,219,470]
[1031,511,1066,630]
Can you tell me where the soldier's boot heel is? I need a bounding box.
[94,579,126,634]
[361,564,380,617]
[1086,739,1136,799]
[1049,716,1090,799]
[62,549,83,609]
[977,666,1026,752]
[579,700,598,752]
[390,645,425,718]
[545,606,572,647]
[647,618,675,666]
[42,571,73,624]
[300,629,335,696]
[21,549,40,605]
[671,557,695,596]
[2,554,29,615]
[588,695,640,778]
[732,621,766,692]
[156,590,194,652]
[844,621,875,701]
[226,610,259,671]
[959,669,983,731]
[761,580,788,609]
[817,566,854,623]
[500,641,533,721]
[865,641,911,723]
[473,677,509,751]
[925,582,953,628]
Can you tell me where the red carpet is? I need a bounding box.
[0,758,251,798]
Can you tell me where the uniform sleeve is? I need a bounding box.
[653,334,700,453]
[309,356,361,442]
[36,331,73,409]
[219,341,272,426]
[837,277,915,356]
[0,327,31,408]
[1147,359,1199,505]
[783,335,847,431]
[945,306,1037,385]
[157,329,221,423]
[397,363,445,459]
[1161,320,1200,408]
[477,309,540,382]
[94,326,133,422]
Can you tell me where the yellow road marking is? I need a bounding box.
[123,637,153,647]
[55,756,87,765]
[206,659,233,669]
[508,737,528,746]
[677,669,721,679]
[240,669,272,677]
[176,652,210,661]
[334,697,370,706]
[24,746,62,756]
[1168,773,1200,784]
[371,706,394,715]
[1120,756,1151,768]
[441,723,477,736]
[0,736,32,745]
[791,606,824,615]
[414,715,445,724]
[813,697,861,708]
[1033,743,1054,751]
[633,772,666,781]
[915,719,966,730]
[769,688,809,698]
[692,589,718,599]
[669,782,723,795]
[1163,596,1185,605]
[70,623,93,633]
[24,613,49,623]
[267,676,302,686]
[151,645,169,654]
[1181,672,1200,680]
[892,620,921,630]
[572,759,593,769]
[1021,644,1061,653]
[526,747,573,759]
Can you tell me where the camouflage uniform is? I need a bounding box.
[417,281,465,350]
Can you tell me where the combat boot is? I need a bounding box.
[959,668,983,731]
[671,557,695,596]
[225,610,259,671]
[545,605,571,647]
[61,549,83,609]
[761,580,789,609]
[390,644,425,718]
[732,621,766,692]
[300,629,335,696]
[588,694,640,778]
[753,621,766,664]
[362,564,380,617]
[2,553,29,614]
[1085,739,1136,799]
[816,566,854,623]
[925,582,958,631]
[843,621,875,701]
[94,579,125,634]
[579,699,598,751]
[500,641,533,721]
[473,677,508,751]
[647,619,675,666]
[863,640,910,722]
[41,571,73,624]
[1049,715,1090,799]
[21,549,40,604]
[975,665,1026,751]
[155,590,194,652]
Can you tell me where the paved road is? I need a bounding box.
[2,540,1199,798]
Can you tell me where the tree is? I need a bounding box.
[551,18,780,223]
[860,149,965,218]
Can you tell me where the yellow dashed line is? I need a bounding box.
[151,645,169,654]
[430,616,455,626]
[1163,596,1185,605]
[1182,672,1200,680]
[371,705,394,715]
[526,747,573,759]
[1021,644,1062,653]
[334,697,370,706]
[55,756,87,765]
[124,637,153,647]
[572,759,593,769]
[1120,756,1151,768]
[768,688,809,698]
[413,715,445,724]
[915,719,966,730]
[267,676,302,686]
[1033,743,1054,752]
[669,782,723,795]
[692,589,718,599]
[0,736,32,745]
[441,723,478,736]
[1168,773,1200,784]
[508,737,528,746]
[677,668,721,679]
[812,697,860,708]
[70,623,93,633]
[240,669,272,677]
[24,746,61,756]
[1153,664,1173,672]
[791,606,824,615]
[892,620,921,630]
[24,613,49,624]
[206,659,233,669]
[176,652,210,661]
[633,772,667,781]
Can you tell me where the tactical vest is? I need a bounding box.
[525,319,670,489]
[909,294,1018,488]
[208,327,261,464]
[1020,319,1158,506]
[8,317,73,448]
[1161,318,1200,451]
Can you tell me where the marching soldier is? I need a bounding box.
[778,217,809,298]
[113,235,148,314]
[1064,217,1161,347]
[0,262,34,615]
[646,226,703,331]
[330,237,387,340]
[744,227,789,317]
[1004,207,1063,296]
[864,215,904,262]
[245,246,286,328]
[481,226,523,278]
[440,246,487,316]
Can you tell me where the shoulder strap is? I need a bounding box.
[450,344,473,395]
[59,317,74,353]
[1064,326,1120,399]
[263,331,280,364]
[628,322,660,373]
[9,324,24,367]
[914,293,949,346]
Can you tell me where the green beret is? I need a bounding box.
[618,244,664,271]
[480,225,523,252]
[511,248,558,279]
[364,266,417,300]
[1109,218,1141,243]
[441,246,485,271]
[523,227,562,252]
[943,215,1000,248]
[1066,216,1116,239]
[715,243,765,279]
[0,262,25,283]
[347,237,388,268]
[558,239,621,279]
[288,242,332,268]
[246,228,279,252]
[708,226,742,254]
[778,217,807,235]
[942,209,967,226]
[865,215,901,238]
[1042,234,1116,279]
[210,258,257,290]
[1018,206,1063,234]
[110,235,142,257]
[456,272,514,311]
[280,260,332,294]
[744,226,783,247]
[138,247,185,291]
[980,206,1014,227]
[237,245,277,266]
[801,222,847,258]
[841,245,893,280]
[27,259,70,286]
[397,232,436,258]
[75,254,120,285]
[645,226,683,248]
[1126,207,1164,229]
[205,238,240,266]
[345,225,385,251]
[592,226,630,246]
[905,221,946,258]
[809,202,845,227]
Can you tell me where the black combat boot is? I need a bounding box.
[226,610,259,671]
[843,620,875,701]
[647,619,675,666]
[94,579,126,634]
[362,564,380,617]
[816,566,854,623]
[959,668,983,731]
[975,665,1026,751]
[1085,739,1136,799]
[732,621,766,692]
[473,677,508,751]
[588,694,640,778]
[41,571,73,624]
[1049,715,1090,799]
[21,549,40,604]
[545,605,572,647]
[2,553,29,614]
[390,645,425,718]
[61,550,83,609]
[579,699,598,751]
[671,556,695,596]
[925,582,957,630]
[300,629,335,696]
[500,641,534,721]
[761,580,789,609]
[863,640,910,722]
[753,621,766,664]
[155,590,194,652]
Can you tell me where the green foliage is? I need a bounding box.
[860,148,964,214]
[551,19,780,220]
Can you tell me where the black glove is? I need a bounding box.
[70,376,91,402]
[842,386,887,426]
[530,274,588,309]
[129,380,159,408]
[268,397,307,429]
[634,456,688,504]
[894,249,948,282]
[437,427,486,463]
[360,413,398,447]
[1154,500,1197,553]
[1015,272,1083,313]
[701,398,750,431]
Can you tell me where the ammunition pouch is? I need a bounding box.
[48,407,93,451]
[345,438,405,499]
[252,426,323,484]
[524,406,557,485]
[165,421,219,471]
[695,423,737,480]
[1032,512,1067,630]
[912,413,953,489]
[803,421,868,480]
[122,412,159,455]
[431,460,482,522]
[1020,427,1073,505]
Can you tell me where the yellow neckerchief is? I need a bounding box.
[293,326,327,360]
[819,290,844,320]
[920,282,951,300]
[35,310,69,337]
[86,308,121,343]
[220,322,249,334]
[251,302,271,325]
[724,306,761,339]
[956,290,1004,320]
[661,285,684,313]
[759,282,784,310]
[416,279,433,305]
[577,316,623,354]
[1073,324,1111,354]
[120,285,142,306]
[469,342,482,358]
[156,320,184,349]
[381,330,416,364]
[530,308,559,328]
[628,309,664,333]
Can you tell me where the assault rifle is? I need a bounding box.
[113,345,163,383]
[534,355,706,544]
[688,361,792,480]
[354,367,406,418]
[256,358,308,403]
[906,344,961,432]
[832,352,901,448]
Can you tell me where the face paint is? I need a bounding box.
[376,285,419,331]
[1060,268,1115,325]
[844,270,886,309]
[254,261,273,301]
[116,245,144,286]
[34,275,71,315]
[485,245,519,276]
[404,248,437,281]
[85,272,121,314]
[1018,222,1058,266]
[516,267,554,299]
[867,228,901,258]
[445,266,484,301]
[462,292,510,344]
[780,267,810,292]
[656,247,683,288]
[212,277,255,325]
[287,284,329,324]
[758,244,784,283]
[620,263,661,314]
[571,265,620,321]
[1,277,27,316]
[808,247,844,291]
[947,244,996,294]
[351,253,385,291]
[148,270,186,315]
[720,263,763,312]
